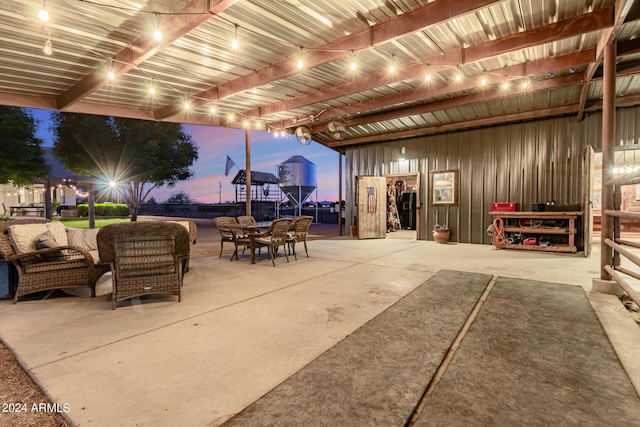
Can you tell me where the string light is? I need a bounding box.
[107,58,115,80]
[38,1,49,22]
[43,37,53,56]
[231,24,239,50]
[297,47,303,69]
[27,3,551,127]
[243,120,249,127]
[153,14,162,41]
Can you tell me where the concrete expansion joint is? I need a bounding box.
[407,275,497,425]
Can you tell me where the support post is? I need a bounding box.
[600,41,616,281]
[245,128,251,218]
[44,179,52,220]
[88,183,96,229]
[338,152,343,236]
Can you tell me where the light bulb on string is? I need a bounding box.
[153,13,162,41]
[184,102,190,110]
[243,120,249,128]
[107,58,115,80]
[389,55,396,73]
[502,82,509,90]
[228,113,235,122]
[522,79,531,89]
[210,105,216,114]
[231,24,239,50]
[349,50,356,71]
[480,77,487,86]
[297,47,304,69]
[43,37,52,56]
[38,1,49,22]
[148,79,156,95]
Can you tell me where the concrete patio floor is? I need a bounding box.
[0,231,639,426]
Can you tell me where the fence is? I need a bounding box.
[602,209,640,307]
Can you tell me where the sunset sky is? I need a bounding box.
[29,109,342,203]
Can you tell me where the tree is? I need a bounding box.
[166,191,194,204]
[0,107,49,185]
[52,112,199,221]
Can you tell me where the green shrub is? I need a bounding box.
[77,204,88,217]
[74,203,129,217]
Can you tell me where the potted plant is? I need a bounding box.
[432,224,450,243]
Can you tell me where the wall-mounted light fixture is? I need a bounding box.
[399,146,407,162]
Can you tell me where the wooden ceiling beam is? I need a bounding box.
[55,0,239,111]
[301,51,594,132]
[245,9,613,124]
[309,48,640,133]
[577,0,636,121]
[327,105,582,148]
[312,73,585,134]
[153,0,501,119]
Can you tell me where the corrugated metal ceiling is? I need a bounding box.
[0,0,639,150]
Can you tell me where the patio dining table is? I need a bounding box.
[225,221,273,264]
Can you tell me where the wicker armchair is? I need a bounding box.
[237,215,256,225]
[0,219,110,303]
[252,218,293,266]
[97,222,190,309]
[286,215,314,259]
[213,216,249,260]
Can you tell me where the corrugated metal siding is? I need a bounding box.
[345,105,640,243]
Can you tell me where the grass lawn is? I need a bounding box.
[54,217,133,229]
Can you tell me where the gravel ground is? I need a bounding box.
[0,219,345,427]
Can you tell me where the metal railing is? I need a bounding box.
[602,209,640,307]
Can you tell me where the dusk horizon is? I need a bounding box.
[29,108,343,204]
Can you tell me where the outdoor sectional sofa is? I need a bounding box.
[0,219,110,303]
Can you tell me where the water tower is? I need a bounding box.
[278,155,317,216]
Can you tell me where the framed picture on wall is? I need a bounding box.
[430,169,458,206]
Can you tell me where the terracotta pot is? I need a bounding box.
[432,228,450,244]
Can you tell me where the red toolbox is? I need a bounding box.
[491,202,517,212]
[523,237,537,246]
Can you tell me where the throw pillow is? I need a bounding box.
[35,231,64,260]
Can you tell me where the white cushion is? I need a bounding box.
[47,221,68,246]
[9,223,49,254]
[166,221,190,233]
[8,221,70,254]
[88,249,101,264]
[66,227,99,250]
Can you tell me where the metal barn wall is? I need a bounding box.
[344,106,640,243]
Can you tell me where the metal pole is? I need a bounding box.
[600,41,616,280]
[339,152,343,236]
[245,128,251,218]
[44,179,52,220]
[218,181,221,204]
[88,183,96,229]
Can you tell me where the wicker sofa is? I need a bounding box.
[0,219,110,303]
[97,221,191,309]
